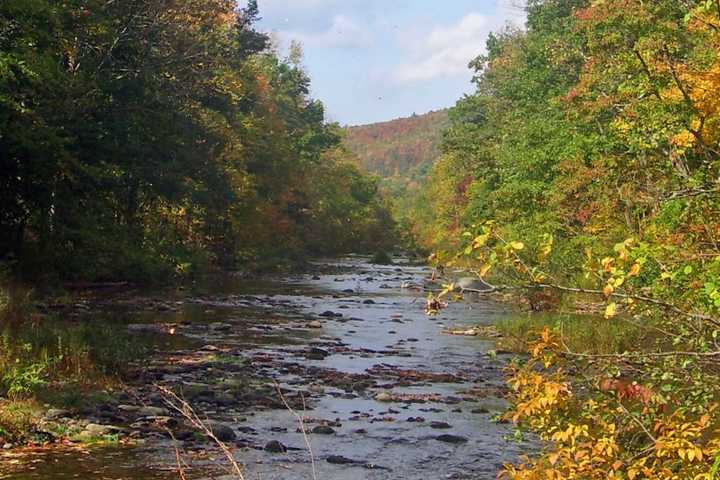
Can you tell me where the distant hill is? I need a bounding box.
[344,109,450,179]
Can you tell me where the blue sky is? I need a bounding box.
[249,1,526,126]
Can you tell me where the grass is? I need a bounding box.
[0,399,43,443]
[0,277,148,444]
[494,312,647,355]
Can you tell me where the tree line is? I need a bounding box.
[0,0,395,282]
[409,0,720,477]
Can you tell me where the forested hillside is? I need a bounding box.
[0,0,394,282]
[414,1,720,478]
[344,110,449,248]
[344,109,449,177]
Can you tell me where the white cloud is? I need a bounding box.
[391,12,519,84]
[278,14,373,48]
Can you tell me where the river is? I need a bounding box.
[0,255,534,480]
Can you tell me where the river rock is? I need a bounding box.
[137,406,169,417]
[264,440,288,453]
[118,404,140,413]
[327,455,357,464]
[374,392,393,402]
[306,347,330,360]
[435,434,468,444]
[430,421,452,429]
[45,408,70,420]
[312,425,335,435]
[307,320,323,329]
[208,422,236,442]
[83,423,120,436]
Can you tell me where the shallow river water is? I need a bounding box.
[0,255,535,480]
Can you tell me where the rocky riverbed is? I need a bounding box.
[0,255,535,480]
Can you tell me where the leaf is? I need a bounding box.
[628,263,641,277]
[472,233,489,249]
[479,264,492,277]
[604,302,617,319]
[603,284,614,297]
[509,241,524,251]
[601,257,614,272]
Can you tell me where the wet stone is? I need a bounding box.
[435,434,468,444]
[327,455,358,464]
[45,408,70,420]
[311,425,335,435]
[306,347,330,360]
[264,440,288,453]
[137,406,169,417]
[208,423,236,442]
[430,421,452,429]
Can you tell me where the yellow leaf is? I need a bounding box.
[479,264,492,277]
[509,241,525,251]
[472,233,489,249]
[628,263,641,277]
[603,284,614,297]
[605,302,617,319]
[601,257,614,272]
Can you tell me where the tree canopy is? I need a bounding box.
[0,0,395,281]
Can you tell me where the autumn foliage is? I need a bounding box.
[409,0,720,477]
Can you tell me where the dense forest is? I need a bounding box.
[404,0,720,478]
[344,110,449,249]
[0,0,395,283]
[344,109,449,178]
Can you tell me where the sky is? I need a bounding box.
[248,1,526,126]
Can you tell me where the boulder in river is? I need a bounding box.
[208,422,236,442]
[264,440,288,453]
